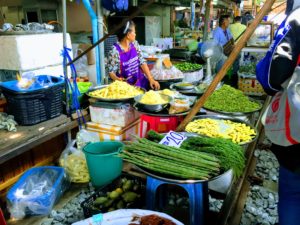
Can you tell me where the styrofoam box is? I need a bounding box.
[0,33,72,71]
[89,105,140,127]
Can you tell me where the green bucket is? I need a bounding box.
[83,141,123,187]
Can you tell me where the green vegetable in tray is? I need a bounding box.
[122,192,140,203]
[119,138,221,180]
[239,63,256,74]
[175,62,202,72]
[181,136,245,179]
[145,131,245,180]
[204,85,261,113]
[147,130,164,143]
[122,180,133,192]
[91,177,143,212]
[109,190,121,199]
[94,197,108,205]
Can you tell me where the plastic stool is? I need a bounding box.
[146,176,208,225]
[139,114,182,137]
[0,208,6,225]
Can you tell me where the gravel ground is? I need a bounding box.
[41,137,279,225]
[240,138,279,225]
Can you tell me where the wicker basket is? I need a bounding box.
[238,72,266,96]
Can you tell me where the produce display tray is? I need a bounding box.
[203,98,262,116]
[81,173,146,218]
[133,103,189,117]
[186,114,259,145]
[86,85,144,103]
[134,164,232,184]
[170,83,203,96]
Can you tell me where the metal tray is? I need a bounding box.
[134,165,232,184]
[86,85,144,103]
[174,82,195,90]
[186,114,258,146]
[170,83,203,96]
[203,98,263,116]
[133,103,189,117]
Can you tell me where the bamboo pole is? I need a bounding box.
[176,0,276,132]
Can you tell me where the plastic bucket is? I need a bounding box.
[83,141,123,187]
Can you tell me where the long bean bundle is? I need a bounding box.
[181,137,245,179]
[119,138,220,180]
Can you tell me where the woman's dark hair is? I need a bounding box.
[116,20,135,41]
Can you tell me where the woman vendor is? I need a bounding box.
[108,20,160,90]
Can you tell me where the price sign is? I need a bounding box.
[159,131,187,148]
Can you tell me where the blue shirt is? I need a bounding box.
[213,27,233,46]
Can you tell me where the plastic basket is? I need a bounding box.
[81,173,146,218]
[0,75,64,125]
[238,72,266,96]
[7,166,67,217]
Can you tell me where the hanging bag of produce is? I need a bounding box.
[262,66,300,146]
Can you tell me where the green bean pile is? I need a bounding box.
[204,85,261,113]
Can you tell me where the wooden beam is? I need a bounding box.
[176,0,276,131]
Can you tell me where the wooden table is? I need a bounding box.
[0,115,81,164]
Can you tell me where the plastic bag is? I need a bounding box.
[7,166,69,219]
[151,59,183,80]
[73,47,88,77]
[76,129,99,151]
[59,140,90,183]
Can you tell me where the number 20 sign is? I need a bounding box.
[159,131,187,148]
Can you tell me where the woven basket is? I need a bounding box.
[238,72,266,96]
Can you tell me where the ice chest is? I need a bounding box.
[89,102,140,127]
[86,119,140,141]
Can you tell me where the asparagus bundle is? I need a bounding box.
[119,138,220,180]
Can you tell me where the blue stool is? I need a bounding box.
[146,176,209,225]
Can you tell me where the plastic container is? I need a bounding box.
[169,98,190,114]
[0,75,64,125]
[6,166,68,219]
[83,141,123,187]
[81,173,145,218]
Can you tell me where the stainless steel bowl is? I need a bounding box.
[174,82,195,90]
[134,94,172,112]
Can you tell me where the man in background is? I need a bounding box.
[229,16,246,40]
[241,11,253,25]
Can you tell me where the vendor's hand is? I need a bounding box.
[149,78,160,90]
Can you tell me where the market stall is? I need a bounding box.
[0,0,279,224]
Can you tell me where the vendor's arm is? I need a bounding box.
[269,10,300,91]
[133,41,160,90]
[107,46,123,81]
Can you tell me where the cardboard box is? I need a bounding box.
[86,119,140,141]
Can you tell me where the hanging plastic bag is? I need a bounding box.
[59,140,90,183]
[76,128,99,150]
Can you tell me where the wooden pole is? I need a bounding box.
[176,0,276,132]
[203,0,211,41]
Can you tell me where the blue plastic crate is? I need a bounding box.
[7,166,67,217]
[0,75,65,125]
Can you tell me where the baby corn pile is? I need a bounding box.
[185,118,256,144]
[89,81,144,99]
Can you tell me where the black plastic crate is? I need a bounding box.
[81,173,146,218]
[1,76,64,126]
